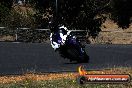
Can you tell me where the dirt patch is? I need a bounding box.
[89,19,132,44]
[0,35,15,41]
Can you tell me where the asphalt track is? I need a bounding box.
[0,42,132,75]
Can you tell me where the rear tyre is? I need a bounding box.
[66,46,89,63]
[67,47,80,61]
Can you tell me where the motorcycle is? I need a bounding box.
[50,26,89,63]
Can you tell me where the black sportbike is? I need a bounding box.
[56,31,89,63]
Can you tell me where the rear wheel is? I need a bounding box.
[67,47,80,62]
[77,53,89,63]
[66,46,89,63]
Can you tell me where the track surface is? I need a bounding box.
[0,42,132,75]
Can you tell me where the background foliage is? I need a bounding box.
[0,0,132,42]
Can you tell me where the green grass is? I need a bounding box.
[0,78,131,88]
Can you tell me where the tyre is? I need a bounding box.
[75,52,89,63]
[66,47,80,61]
[58,45,89,63]
[82,53,89,63]
[66,46,89,63]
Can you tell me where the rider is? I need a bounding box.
[50,25,71,51]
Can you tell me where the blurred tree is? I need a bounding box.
[110,0,132,29]
[28,0,54,28]
[28,0,108,34]
[0,0,13,9]
[1,0,132,41]
[0,0,13,23]
[56,0,110,37]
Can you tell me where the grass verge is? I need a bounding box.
[0,67,132,88]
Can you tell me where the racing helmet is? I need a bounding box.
[58,25,68,35]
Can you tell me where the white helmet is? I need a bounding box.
[59,25,68,31]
